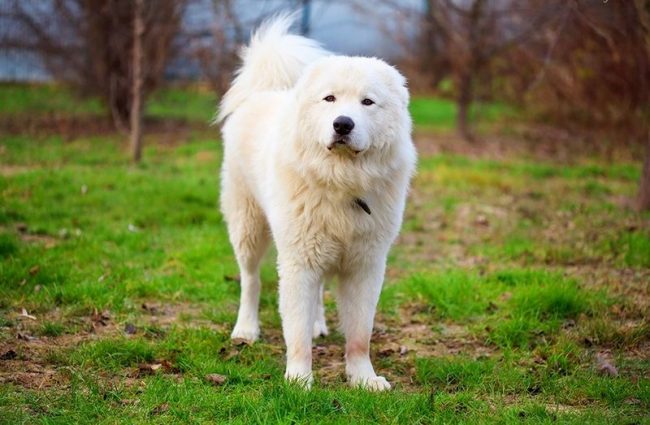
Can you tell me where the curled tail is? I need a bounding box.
[217,14,330,122]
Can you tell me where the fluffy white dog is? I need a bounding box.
[218,15,416,390]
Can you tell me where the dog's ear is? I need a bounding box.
[384,63,410,108]
[398,80,410,108]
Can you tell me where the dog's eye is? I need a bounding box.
[361,98,374,106]
[323,95,336,102]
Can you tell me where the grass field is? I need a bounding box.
[1,84,649,423]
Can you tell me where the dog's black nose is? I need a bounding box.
[333,116,355,135]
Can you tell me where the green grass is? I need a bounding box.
[409,97,514,130]
[146,87,218,123]
[0,83,217,124]
[0,83,104,116]
[0,85,648,423]
[1,83,508,130]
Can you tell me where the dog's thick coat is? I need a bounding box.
[218,16,416,390]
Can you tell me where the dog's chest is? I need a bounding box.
[288,192,379,271]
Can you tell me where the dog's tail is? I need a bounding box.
[216,14,329,123]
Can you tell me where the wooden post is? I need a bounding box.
[130,0,144,163]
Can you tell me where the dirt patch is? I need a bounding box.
[0,165,39,177]
[308,300,495,390]
[0,302,228,391]
[565,266,650,316]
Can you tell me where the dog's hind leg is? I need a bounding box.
[313,281,329,339]
[222,184,270,343]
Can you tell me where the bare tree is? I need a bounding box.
[353,0,559,141]
[421,0,560,141]
[634,0,650,211]
[131,0,144,162]
[188,0,298,95]
[189,0,246,94]
[0,0,186,130]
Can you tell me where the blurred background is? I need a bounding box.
[1,2,650,421]
[1,1,648,175]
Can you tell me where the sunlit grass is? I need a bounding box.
[0,85,648,423]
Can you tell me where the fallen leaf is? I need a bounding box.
[399,345,408,356]
[20,308,36,320]
[499,291,513,301]
[596,352,618,377]
[124,323,137,335]
[150,402,169,416]
[160,359,180,373]
[314,345,328,356]
[474,214,489,226]
[28,266,40,276]
[561,319,576,329]
[141,303,159,315]
[91,309,111,326]
[222,349,239,361]
[486,301,498,313]
[137,363,163,376]
[0,349,17,360]
[17,332,36,341]
[205,373,227,386]
[378,343,400,357]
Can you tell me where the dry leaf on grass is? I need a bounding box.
[136,363,163,376]
[205,373,227,386]
[20,308,36,320]
[150,402,169,416]
[0,349,17,360]
[596,352,619,377]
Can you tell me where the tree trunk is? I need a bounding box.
[130,0,144,163]
[456,0,484,143]
[457,70,474,142]
[638,134,650,211]
[299,0,311,36]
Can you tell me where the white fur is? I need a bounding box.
[218,15,416,391]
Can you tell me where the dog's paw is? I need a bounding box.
[231,324,259,344]
[349,375,391,391]
[312,320,329,339]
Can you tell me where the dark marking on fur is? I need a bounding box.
[354,198,371,215]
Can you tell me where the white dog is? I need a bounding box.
[218,15,416,390]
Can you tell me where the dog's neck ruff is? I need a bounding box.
[354,198,371,215]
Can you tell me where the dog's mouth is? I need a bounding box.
[327,137,362,154]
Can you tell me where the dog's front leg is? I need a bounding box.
[278,263,320,388]
[337,258,391,391]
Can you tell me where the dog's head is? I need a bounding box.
[293,56,411,157]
